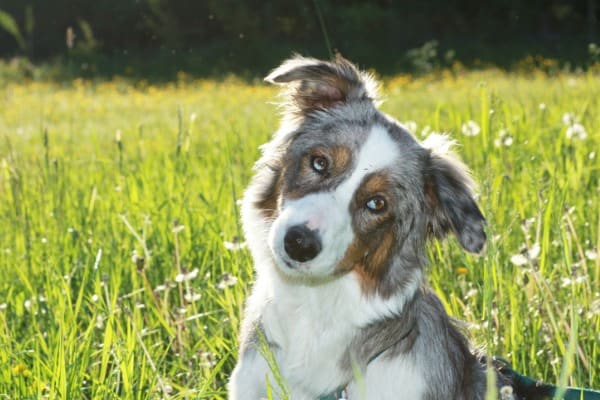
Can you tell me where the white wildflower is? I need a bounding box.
[494,129,513,147]
[172,224,185,233]
[565,123,587,140]
[95,314,104,329]
[461,120,481,136]
[224,240,247,251]
[510,254,528,266]
[190,112,197,122]
[41,237,47,244]
[184,292,202,303]
[590,151,596,160]
[562,112,578,126]
[561,275,587,287]
[217,273,238,289]
[24,299,32,310]
[585,249,598,260]
[91,294,99,302]
[539,103,547,110]
[175,268,199,283]
[0,303,6,310]
[500,385,515,400]
[528,243,541,260]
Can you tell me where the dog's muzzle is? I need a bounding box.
[283,225,322,263]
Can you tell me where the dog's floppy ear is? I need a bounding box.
[265,54,377,113]
[423,135,486,253]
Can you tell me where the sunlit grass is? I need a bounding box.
[0,68,598,398]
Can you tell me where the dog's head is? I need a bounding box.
[244,56,485,295]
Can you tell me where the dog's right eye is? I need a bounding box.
[310,155,329,174]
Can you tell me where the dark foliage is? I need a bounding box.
[0,1,598,77]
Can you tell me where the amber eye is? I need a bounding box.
[366,196,386,213]
[310,155,329,174]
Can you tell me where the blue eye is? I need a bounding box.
[366,196,386,213]
[311,155,328,173]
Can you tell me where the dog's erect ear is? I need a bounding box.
[265,54,377,113]
[423,135,486,253]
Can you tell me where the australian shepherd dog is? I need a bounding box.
[229,56,518,400]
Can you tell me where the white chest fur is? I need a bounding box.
[252,267,422,398]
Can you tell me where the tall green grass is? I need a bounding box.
[0,69,598,399]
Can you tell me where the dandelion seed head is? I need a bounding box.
[528,243,541,260]
[224,236,247,251]
[562,112,578,126]
[500,385,514,400]
[184,292,202,303]
[217,273,238,289]
[566,123,587,140]
[461,120,481,136]
[510,253,528,266]
[585,249,598,260]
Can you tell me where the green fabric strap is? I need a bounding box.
[318,388,345,400]
[497,357,600,400]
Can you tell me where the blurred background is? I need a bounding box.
[0,0,599,80]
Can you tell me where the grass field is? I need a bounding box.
[0,67,598,399]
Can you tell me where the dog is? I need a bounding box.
[229,55,518,400]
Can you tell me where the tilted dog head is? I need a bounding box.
[243,55,485,296]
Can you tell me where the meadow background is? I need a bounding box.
[1,1,599,399]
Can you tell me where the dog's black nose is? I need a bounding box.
[283,225,321,263]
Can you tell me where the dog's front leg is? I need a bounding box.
[229,339,295,400]
[228,345,273,400]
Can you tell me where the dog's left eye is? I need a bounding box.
[366,196,386,213]
[310,155,329,173]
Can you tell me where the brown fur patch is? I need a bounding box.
[285,145,352,200]
[352,230,395,294]
[254,167,283,219]
[336,171,398,294]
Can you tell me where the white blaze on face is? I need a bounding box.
[269,125,400,276]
